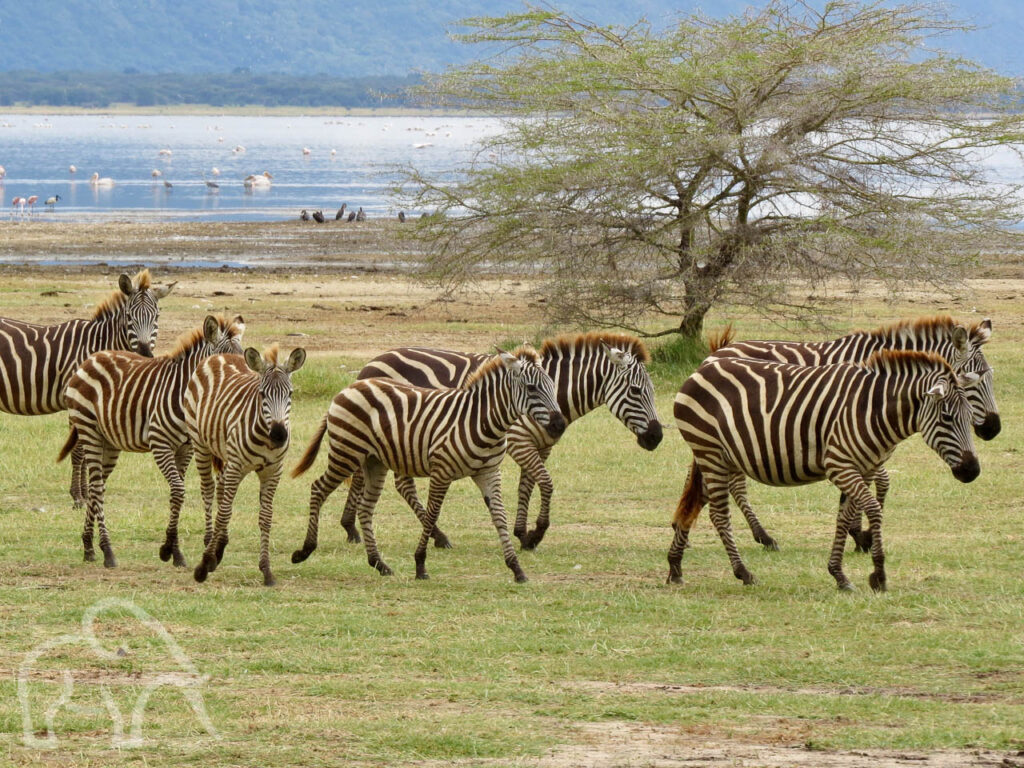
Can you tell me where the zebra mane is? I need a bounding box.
[540,331,650,364]
[862,349,954,375]
[90,269,152,320]
[868,315,986,344]
[166,314,243,358]
[264,343,280,366]
[464,346,542,388]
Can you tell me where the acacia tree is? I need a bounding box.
[399,1,1024,339]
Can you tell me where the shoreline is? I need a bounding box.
[0,104,472,117]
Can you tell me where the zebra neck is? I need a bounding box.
[466,372,520,437]
[82,308,128,353]
[542,352,604,423]
[852,325,952,358]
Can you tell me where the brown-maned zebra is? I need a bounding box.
[0,270,174,505]
[346,332,662,550]
[669,350,981,591]
[187,345,306,587]
[291,348,566,582]
[692,316,998,552]
[58,315,246,568]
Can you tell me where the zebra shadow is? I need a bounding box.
[18,597,218,749]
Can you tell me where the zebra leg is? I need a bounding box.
[339,467,363,543]
[256,463,282,587]
[70,443,87,509]
[512,469,535,546]
[706,472,754,585]
[355,458,391,576]
[80,450,101,563]
[394,474,452,549]
[155,441,191,568]
[517,445,554,551]
[413,476,452,580]
[293,460,351,563]
[830,470,886,591]
[845,466,888,553]
[194,462,242,583]
[91,448,120,569]
[827,502,860,591]
[666,465,708,584]
[472,468,527,583]
[727,474,778,551]
[194,449,216,548]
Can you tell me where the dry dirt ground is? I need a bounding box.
[2,220,1024,768]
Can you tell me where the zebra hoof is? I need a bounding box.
[415,572,430,580]
[837,581,855,592]
[83,550,96,563]
[291,547,314,564]
[735,566,755,585]
[759,537,780,552]
[375,562,393,576]
[513,570,529,583]
[172,551,188,568]
[432,533,453,549]
[666,573,684,585]
[263,572,277,587]
[869,572,887,592]
[102,551,117,569]
[194,566,208,583]
[159,542,174,562]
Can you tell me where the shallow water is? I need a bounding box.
[0,114,500,222]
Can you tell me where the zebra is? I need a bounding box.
[693,316,998,551]
[58,315,246,568]
[0,269,175,507]
[668,350,981,591]
[290,348,567,582]
[345,332,663,550]
[188,344,306,587]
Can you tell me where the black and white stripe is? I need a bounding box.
[347,332,662,550]
[698,317,998,551]
[187,345,306,586]
[59,315,245,568]
[291,348,567,582]
[668,350,981,591]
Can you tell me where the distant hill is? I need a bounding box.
[0,0,1019,78]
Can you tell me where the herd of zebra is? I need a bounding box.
[0,269,999,591]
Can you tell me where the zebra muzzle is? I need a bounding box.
[544,411,566,439]
[269,422,289,447]
[136,342,154,358]
[951,452,980,483]
[975,412,1001,441]
[637,420,663,451]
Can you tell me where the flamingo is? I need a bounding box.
[302,147,311,156]
[211,167,220,176]
[45,194,60,210]
[152,169,162,177]
[26,195,38,214]
[330,148,337,157]
[158,148,173,156]
[0,165,5,181]
[69,164,77,174]
[233,145,246,154]
[89,172,115,187]
[11,197,26,216]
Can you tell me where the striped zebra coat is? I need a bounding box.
[349,333,662,550]
[696,316,998,551]
[59,315,245,568]
[0,270,174,506]
[291,348,567,582]
[187,345,306,587]
[669,350,981,591]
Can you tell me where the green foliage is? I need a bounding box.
[648,333,708,384]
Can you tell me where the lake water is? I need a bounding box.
[0,114,501,222]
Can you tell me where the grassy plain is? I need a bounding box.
[0,229,1022,767]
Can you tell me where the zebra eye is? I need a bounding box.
[526,383,538,393]
[628,385,643,397]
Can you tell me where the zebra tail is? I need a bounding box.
[57,427,78,463]
[291,415,329,478]
[673,461,704,530]
[706,323,735,353]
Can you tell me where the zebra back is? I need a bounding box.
[0,270,174,415]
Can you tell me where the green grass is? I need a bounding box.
[0,288,1022,766]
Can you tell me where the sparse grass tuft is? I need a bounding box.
[648,332,708,385]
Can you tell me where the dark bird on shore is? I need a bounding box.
[45,194,61,210]
[164,180,173,189]
[312,210,325,223]
[347,211,356,222]
[397,211,406,223]
[300,209,311,221]
[205,178,219,191]
[355,206,366,222]
[335,203,347,220]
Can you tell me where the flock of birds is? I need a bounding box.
[299,202,378,224]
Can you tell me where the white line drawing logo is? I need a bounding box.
[18,597,218,748]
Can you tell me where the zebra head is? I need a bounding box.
[244,346,306,449]
[919,370,982,484]
[600,342,663,451]
[500,350,566,439]
[950,319,1000,440]
[116,271,175,358]
[203,314,246,355]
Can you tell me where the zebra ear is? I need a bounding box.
[602,343,630,369]
[498,351,521,373]
[203,315,220,344]
[951,326,969,354]
[244,347,265,373]
[925,381,947,401]
[151,281,177,300]
[231,315,246,338]
[957,371,981,388]
[284,348,306,373]
[972,318,992,345]
[118,273,134,295]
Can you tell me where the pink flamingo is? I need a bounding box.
[26,195,38,214]
[11,197,26,217]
